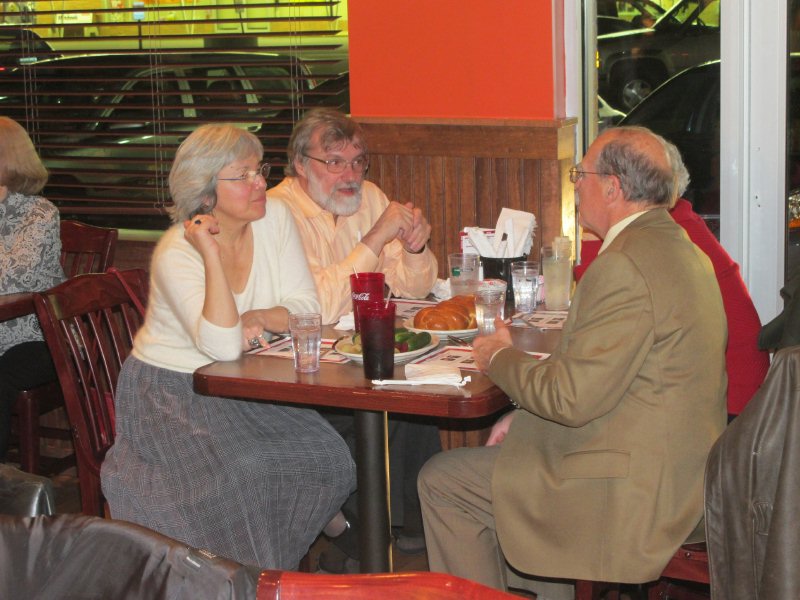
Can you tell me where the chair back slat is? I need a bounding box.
[59,220,118,277]
[34,269,148,516]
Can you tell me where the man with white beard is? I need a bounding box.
[267,108,441,574]
[267,108,437,325]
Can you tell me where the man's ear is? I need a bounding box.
[293,156,307,179]
[604,174,620,201]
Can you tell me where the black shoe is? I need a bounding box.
[394,532,427,554]
[317,544,361,574]
[325,516,360,560]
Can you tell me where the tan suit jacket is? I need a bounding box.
[489,209,727,583]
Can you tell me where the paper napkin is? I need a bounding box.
[372,363,471,387]
[494,207,536,258]
[432,278,452,301]
[335,312,355,331]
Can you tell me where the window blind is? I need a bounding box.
[0,1,349,230]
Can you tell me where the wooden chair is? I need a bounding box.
[33,269,148,516]
[256,570,521,600]
[13,221,118,474]
[59,220,119,278]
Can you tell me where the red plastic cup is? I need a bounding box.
[358,300,396,380]
[349,272,385,332]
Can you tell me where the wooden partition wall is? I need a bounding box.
[358,116,578,279]
[359,117,577,448]
[113,117,578,449]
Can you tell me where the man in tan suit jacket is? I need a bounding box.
[418,127,728,595]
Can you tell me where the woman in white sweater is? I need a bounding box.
[101,124,355,569]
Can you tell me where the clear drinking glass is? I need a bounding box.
[511,261,540,314]
[289,313,322,373]
[474,288,506,335]
[448,253,480,297]
[541,247,572,311]
[478,278,507,314]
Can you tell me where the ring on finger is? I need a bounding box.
[248,337,261,349]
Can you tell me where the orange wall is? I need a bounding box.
[348,0,559,120]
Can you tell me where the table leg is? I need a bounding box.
[354,409,392,573]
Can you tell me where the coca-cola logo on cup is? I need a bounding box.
[352,292,372,301]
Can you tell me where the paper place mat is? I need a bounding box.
[253,338,350,364]
[409,345,550,372]
[409,345,481,371]
[391,298,437,320]
[512,310,568,330]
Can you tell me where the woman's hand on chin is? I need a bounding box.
[184,214,221,258]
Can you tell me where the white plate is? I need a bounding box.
[333,333,440,365]
[402,317,478,340]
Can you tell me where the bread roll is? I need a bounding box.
[413,295,476,330]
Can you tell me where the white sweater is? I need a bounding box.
[133,199,319,373]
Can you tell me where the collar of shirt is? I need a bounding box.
[286,176,328,220]
[598,210,651,255]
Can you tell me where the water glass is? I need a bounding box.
[358,301,396,380]
[542,246,572,310]
[511,261,539,314]
[482,256,524,305]
[349,272,385,332]
[448,253,480,297]
[478,278,508,311]
[289,313,322,373]
[474,288,506,335]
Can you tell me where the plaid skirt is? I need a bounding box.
[101,356,356,569]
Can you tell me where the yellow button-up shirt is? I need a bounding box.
[267,177,438,324]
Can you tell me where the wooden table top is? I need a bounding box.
[194,325,561,420]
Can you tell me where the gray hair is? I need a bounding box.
[168,124,263,223]
[663,137,691,208]
[285,108,367,177]
[0,116,48,195]
[596,126,674,207]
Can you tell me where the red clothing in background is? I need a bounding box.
[575,199,770,415]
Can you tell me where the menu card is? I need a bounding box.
[512,310,568,330]
[252,337,350,364]
[409,345,550,372]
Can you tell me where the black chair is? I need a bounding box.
[0,514,259,599]
[0,464,54,517]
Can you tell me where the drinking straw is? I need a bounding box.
[352,266,359,278]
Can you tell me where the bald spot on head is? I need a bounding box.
[598,127,671,175]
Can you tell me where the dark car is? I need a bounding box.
[0,51,334,229]
[597,0,720,112]
[0,27,58,69]
[619,55,800,240]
